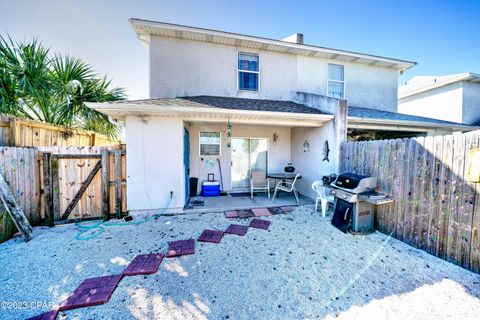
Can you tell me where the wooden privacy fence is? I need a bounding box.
[0,146,127,242]
[340,130,480,273]
[0,147,40,242]
[0,114,121,147]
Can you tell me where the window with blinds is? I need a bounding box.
[199,132,221,156]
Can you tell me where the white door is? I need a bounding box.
[231,138,268,189]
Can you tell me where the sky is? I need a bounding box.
[1,0,479,99]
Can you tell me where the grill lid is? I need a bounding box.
[331,173,378,194]
[334,173,369,189]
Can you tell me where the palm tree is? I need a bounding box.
[0,36,125,138]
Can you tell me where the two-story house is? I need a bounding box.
[399,73,480,125]
[89,18,474,214]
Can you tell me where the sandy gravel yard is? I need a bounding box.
[0,206,479,320]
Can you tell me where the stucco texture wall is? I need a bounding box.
[125,115,185,212]
[187,123,291,192]
[149,36,398,111]
[398,82,464,123]
[291,122,337,200]
[462,81,480,124]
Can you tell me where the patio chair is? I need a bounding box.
[250,171,270,199]
[272,173,301,204]
[311,180,334,218]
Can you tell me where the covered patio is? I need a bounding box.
[89,94,346,214]
[185,192,313,213]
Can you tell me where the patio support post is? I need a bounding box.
[333,99,348,173]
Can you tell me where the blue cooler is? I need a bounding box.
[202,181,220,197]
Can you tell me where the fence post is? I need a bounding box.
[9,118,21,146]
[42,152,54,227]
[114,149,122,219]
[101,149,110,221]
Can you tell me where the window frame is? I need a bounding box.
[237,51,260,92]
[327,63,345,99]
[199,131,222,156]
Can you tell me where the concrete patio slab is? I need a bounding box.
[185,193,312,214]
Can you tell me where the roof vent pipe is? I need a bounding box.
[282,33,304,45]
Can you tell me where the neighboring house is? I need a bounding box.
[399,73,480,125]
[89,19,475,214]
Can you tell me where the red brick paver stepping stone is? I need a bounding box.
[267,207,285,215]
[237,209,254,218]
[249,219,271,230]
[123,254,164,276]
[281,206,295,213]
[59,274,123,311]
[166,239,195,257]
[252,208,272,217]
[225,210,238,218]
[198,229,224,243]
[224,224,249,236]
[26,309,59,320]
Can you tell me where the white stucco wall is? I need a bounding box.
[398,82,464,123]
[296,56,398,112]
[125,115,185,212]
[462,81,480,124]
[149,36,399,111]
[291,121,337,200]
[187,123,291,192]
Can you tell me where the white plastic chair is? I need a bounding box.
[272,173,301,204]
[250,171,270,199]
[312,180,334,217]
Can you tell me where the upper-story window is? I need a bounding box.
[238,52,259,91]
[328,63,345,99]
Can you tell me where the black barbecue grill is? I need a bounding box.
[330,173,393,234]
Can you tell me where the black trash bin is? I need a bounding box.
[189,177,198,197]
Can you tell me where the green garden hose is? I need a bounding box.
[75,195,173,241]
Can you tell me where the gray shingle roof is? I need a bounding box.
[348,106,470,127]
[115,96,330,115]
[111,95,473,128]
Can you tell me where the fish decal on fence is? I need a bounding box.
[323,140,330,162]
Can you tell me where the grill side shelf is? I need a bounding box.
[358,195,394,205]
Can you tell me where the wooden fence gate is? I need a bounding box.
[340,130,480,273]
[41,147,127,223]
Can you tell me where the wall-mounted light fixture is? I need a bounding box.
[303,140,310,152]
[273,132,279,145]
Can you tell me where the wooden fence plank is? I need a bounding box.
[438,135,454,259]
[420,136,435,251]
[459,132,478,268]
[394,139,407,240]
[470,133,480,272]
[427,136,444,255]
[114,150,122,219]
[0,173,32,241]
[42,152,54,227]
[446,134,466,264]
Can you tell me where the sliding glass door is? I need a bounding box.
[231,138,268,189]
